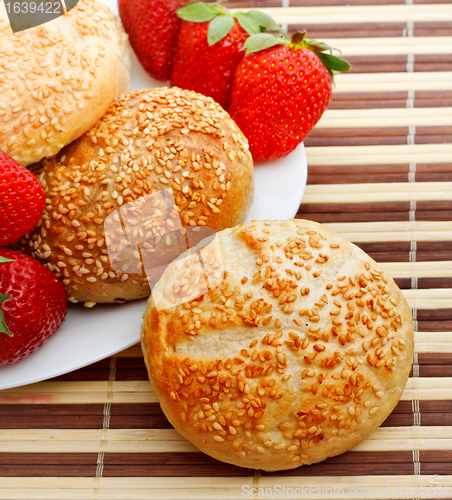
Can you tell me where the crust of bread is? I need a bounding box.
[0,0,131,166]
[141,219,414,471]
[22,88,254,306]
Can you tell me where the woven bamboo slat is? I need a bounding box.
[415,332,452,354]
[339,36,452,51]
[323,37,452,56]
[0,377,451,405]
[116,334,452,357]
[334,72,452,93]
[119,333,452,356]
[302,182,452,204]
[318,107,452,128]
[0,476,450,500]
[325,220,452,242]
[305,144,452,165]
[117,345,144,357]
[0,477,252,500]
[0,426,450,455]
[1,425,451,441]
[234,4,452,24]
[380,261,452,278]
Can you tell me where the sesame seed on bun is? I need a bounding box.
[23,88,254,306]
[141,219,414,471]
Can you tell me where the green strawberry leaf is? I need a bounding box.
[243,33,287,55]
[233,12,261,35]
[0,257,14,263]
[304,37,336,53]
[0,294,11,304]
[0,294,13,337]
[318,52,351,73]
[177,2,224,22]
[244,10,281,32]
[208,14,235,45]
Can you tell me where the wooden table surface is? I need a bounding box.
[1,0,452,498]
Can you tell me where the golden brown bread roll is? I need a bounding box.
[141,219,414,471]
[22,87,254,306]
[0,0,131,166]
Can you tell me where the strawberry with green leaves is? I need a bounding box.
[171,2,280,110]
[0,250,67,365]
[229,31,350,161]
[0,150,46,247]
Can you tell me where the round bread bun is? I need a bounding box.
[0,0,131,166]
[22,88,254,306]
[141,219,414,471]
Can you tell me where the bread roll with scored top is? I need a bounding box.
[22,87,254,306]
[141,219,414,471]
[0,0,131,166]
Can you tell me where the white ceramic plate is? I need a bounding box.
[0,0,308,391]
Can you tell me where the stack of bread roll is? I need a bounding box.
[2,0,254,306]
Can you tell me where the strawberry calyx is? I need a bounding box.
[177,2,280,46]
[242,30,350,76]
[290,31,350,75]
[0,256,15,337]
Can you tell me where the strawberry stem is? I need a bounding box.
[290,30,305,46]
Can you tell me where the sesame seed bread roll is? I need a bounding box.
[0,0,131,166]
[141,219,414,471]
[23,88,254,306]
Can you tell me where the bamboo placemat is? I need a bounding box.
[1,0,452,498]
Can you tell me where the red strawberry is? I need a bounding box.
[171,3,280,110]
[119,0,186,81]
[229,32,350,161]
[0,250,67,365]
[0,150,46,247]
